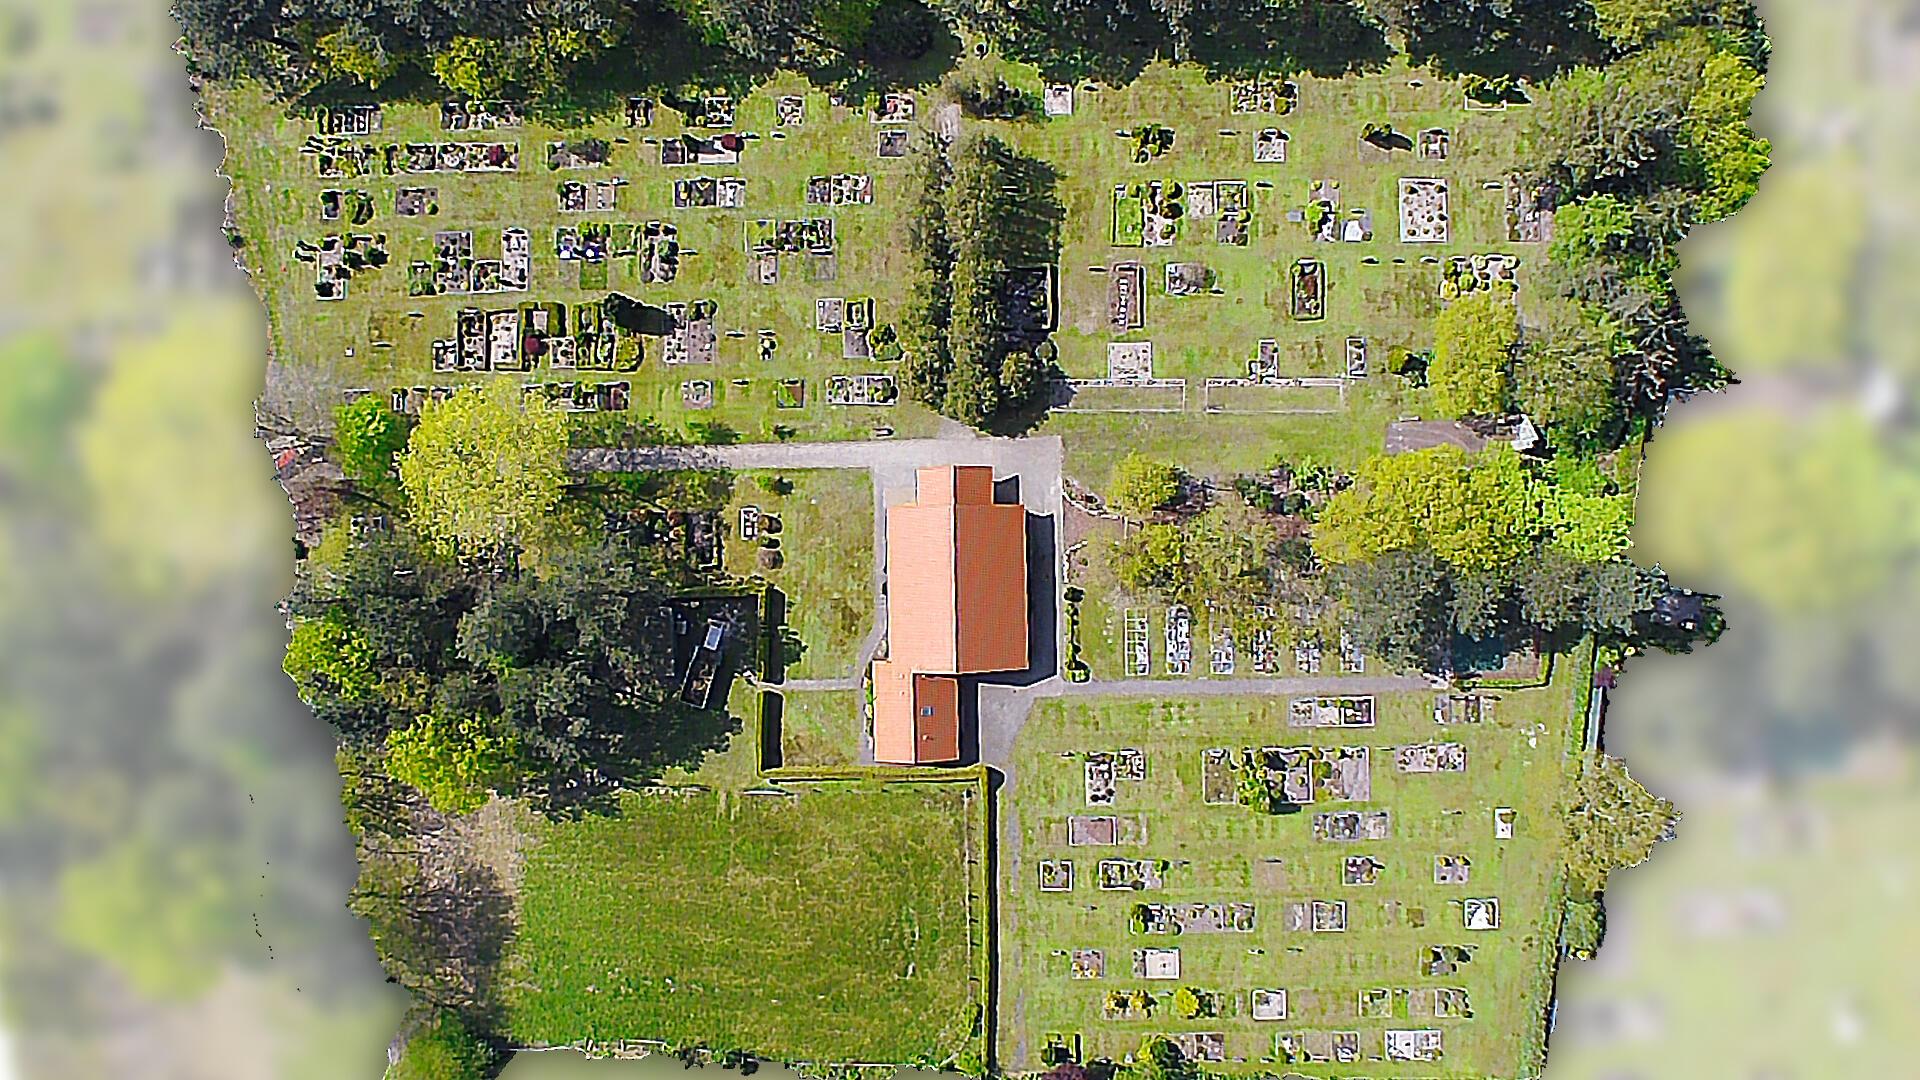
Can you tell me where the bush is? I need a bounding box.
[389,1009,503,1080]
[1563,893,1606,958]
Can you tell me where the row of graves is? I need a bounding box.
[298,233,389,301]
[1036,856,1165,894]
[745,217,837,286]
[318,189,375,226]
[560,178,623,213]
[364,381,632,416]
[441,100,522,131]
[430,299,642,375]
[409,228,532,298]
[1200,744,1374,806]
[1120,605,1367,678]
[307,135,521,180]
[1084,749,1148,807]
[1111,180,1251,248]
[1292,178,1374,244]
[550,222,684,287]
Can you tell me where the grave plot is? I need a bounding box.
[1097,858,1165,891]
[1344,856,1385,886]
[1434,855,1473,885]
[623,96,655,127]
[1230,79,1296,115]
[1124,609,1152,676]
[1170,1032,1225,1062]
[674,176,746,209]
[1339,631,1365,672]
[1165,604,1192,675]
[661,300,719,365]
[1108,262,1146,331]
[775,95,805,125]
[878,129,910,157]
[441,99,522,130]
[1395,741,1468,774]
[805,173,874,206]
[316,104,380,136]
[1294,638,1323,673]
[1253,127,1287,162]
[318,188,374,225]
[1289,695,1376,728]
[1506,175,1553,242]
[1434,693,1495,725]
[297,232,389,301]
[1313,810,1391,842]
[559,179,622,213]
[1165,261,1213,298]
[1250,988,1287,1021]
[548,138,611,170]
[661,132,742,166]
[1385,1028,1443,1063]
[872,92,915,123]
[1464,897,1500,930]
[1418,126,1450,161]
[1442,252,1520,298]
[1040,859,1075,892]
[1289,258,1326,320]
[1133,948,1181,980]
[1043,84,1074,117]
[1201,748,1238,805]
[1399,177,1449,243]
[1071,949,1105,979]
[394,186,437,217]
[825,373,897,405]
[1209,623,1234,675]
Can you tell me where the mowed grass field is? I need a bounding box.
[719,469,875,681]
[504,780,988,1063]
[999,673,1583,1077]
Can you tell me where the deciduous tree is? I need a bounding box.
[1430,291,1518,418]
[398,384,569,561]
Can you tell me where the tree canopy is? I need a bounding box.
[1314,446,1539,574]
[334,393,413,494]
[398,384,570,561]
[385,714,522,814]
[1108,454,1183,518]
[1563,752,1677,892]
[1429,292,1518,419]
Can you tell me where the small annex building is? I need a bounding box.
[872,465,1029,764]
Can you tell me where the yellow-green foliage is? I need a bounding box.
[384,714,520,815]
[1314,446,1539,573]
[1430,292,1518,419]
[398,384,568,560]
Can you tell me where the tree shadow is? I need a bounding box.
[1385,0,1607,82]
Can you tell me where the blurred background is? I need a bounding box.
[0,0,1912,1076]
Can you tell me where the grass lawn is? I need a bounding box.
[505,779,988,1064]
[774,688,867,768]
[998,672,1582,1076]
[720,468,875,680]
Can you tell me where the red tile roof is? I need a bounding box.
[872,465,1028,764]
